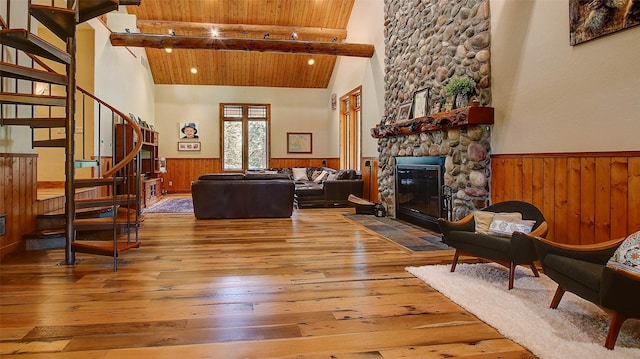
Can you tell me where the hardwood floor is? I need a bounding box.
[0,204,536,358]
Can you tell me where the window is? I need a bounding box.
[340,86,362,170]
[221,104,270,171]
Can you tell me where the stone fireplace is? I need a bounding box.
[373,106,493,224]
[377,0,493,225]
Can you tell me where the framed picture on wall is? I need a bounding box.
[178,142,201,151]
[287,132,312,154]
[179,122,199,139]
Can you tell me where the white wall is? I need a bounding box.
[90,14,155,156]
[491,0,640,154]
[154,85,330,159]
[328,0,386,158]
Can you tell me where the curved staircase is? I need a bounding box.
[1,0,143,270]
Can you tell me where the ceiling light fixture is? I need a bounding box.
[190,67,198,74]
[211,28,219,37]
[169,29,176,36]
[291,32,298,40]
[307,58,315,65]
[263,33,269,39]
[165,48,173,53]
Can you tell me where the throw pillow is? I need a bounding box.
[607,230,640,276]
[310,170,323,181]
[292,167,309,181]
[488,217,535,238]
[474,211,523,234]
[313,170,330,183]
[327,172,337,181]
[473,211,497,234]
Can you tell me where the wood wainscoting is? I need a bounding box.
[491,152,640,245]
[163,158,341,193]
[0,153,37,259]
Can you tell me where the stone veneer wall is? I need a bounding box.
[378,0,492,220]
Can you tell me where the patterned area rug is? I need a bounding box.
[344,214,450,252]
[144,197,194,213]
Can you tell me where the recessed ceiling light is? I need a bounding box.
[211,28,219,37]
[307,58,315,65]
[165,48,172,53]
[190,67,198,74]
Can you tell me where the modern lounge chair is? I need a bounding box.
[534,235,640,349]
[438,200,549,289]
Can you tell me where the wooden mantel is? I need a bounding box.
[370,105,494,138]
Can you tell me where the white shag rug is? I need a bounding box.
[406,263,640,359]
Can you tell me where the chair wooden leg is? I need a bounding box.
[530,263,540,277]
[450,250,460,272]
[507,262,517,290]
[550,286,565,309]
[605,312,626,350]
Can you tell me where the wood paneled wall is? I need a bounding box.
[163,157,341,193]
[491,152,640,245]
[0,153,37,260]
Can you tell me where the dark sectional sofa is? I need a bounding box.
[191,167,363,219]
[283,167,364,208]
[191,173,295,219]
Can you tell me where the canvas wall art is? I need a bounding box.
[570,0,640,45]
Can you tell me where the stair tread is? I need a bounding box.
[75,195,138,208]
[74,177,126,188]
[33,138,66,148]
[72,240,141,257]
[29,4,76,41]
[0,92,67,107]
[41,205,116,217]
[76,195,137,203]
[0,62,68,85]
[74,215,137,225]
[78,0,119,24]
[0,29,71,64]
[1,117,66,128]
[23,228,65,239]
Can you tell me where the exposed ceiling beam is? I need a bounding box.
[135,20,348,41]
[109,33,375,58]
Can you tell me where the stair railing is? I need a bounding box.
[0,15,143,181]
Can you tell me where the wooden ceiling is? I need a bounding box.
[123,0,359,88]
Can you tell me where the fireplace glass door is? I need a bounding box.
[395,164,443,228]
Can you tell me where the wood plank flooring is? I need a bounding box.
[0,204,536,358]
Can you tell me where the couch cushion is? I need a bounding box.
[545,254,603,293]
[292,167,309,181]
[451,231,511,253]
[245,173,290,180]
[607,230,640,276]
[198,173,245,180]
[295,184,324,197]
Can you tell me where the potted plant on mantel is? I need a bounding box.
[444,76,476,109]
